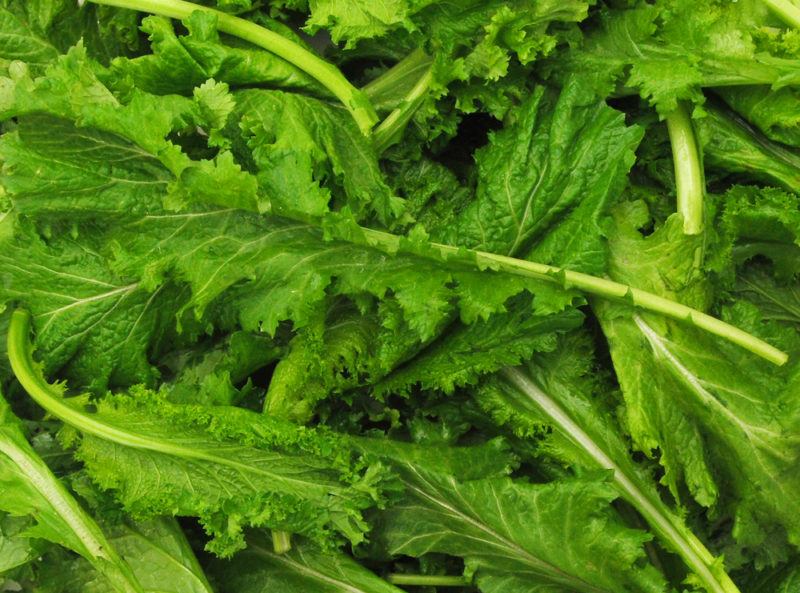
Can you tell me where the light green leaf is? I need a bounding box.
[231,89,404,223]
[479,332,741,593]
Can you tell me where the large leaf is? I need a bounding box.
[0,219,186,392]
[0,390,143,592]
[7,317,388,556]
[596,199,800,564]
[439,76,642,271]
[478,332,741,593]
[370,464,665,593]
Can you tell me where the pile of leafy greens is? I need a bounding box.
[2,0,800,591]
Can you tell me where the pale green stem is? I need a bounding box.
[355,227,788,365]
[271,530,292,554]
[363,48,432,103]
[666,103,704,235]
[84,0,377,133]
[372,65,433,154]
[764,0,800,28]
[386,574,470,587]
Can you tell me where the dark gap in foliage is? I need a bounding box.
[166,130,220,161]
[436,112,503,181]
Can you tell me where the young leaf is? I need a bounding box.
[230,89,404,223]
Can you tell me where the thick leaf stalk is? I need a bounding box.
[386,574,470,587]
[354,226,788,365]
[764,0,800,29]
[666,103,704,235]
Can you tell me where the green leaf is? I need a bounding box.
[718,85,800,148]
[595,201,800,565]
[374,300,583,397]
[102,518,214,593]
[0,390,144,592]
[85,0,378,133]
[310,0,591,145]
[694,102,800,193]
[553,1,800,114]
[479,332,741,593]
[731,267,800,330]
[0,115,171,219]
[0,0,141,66]
[76,518,213,593]
[230,89,404,223]
[0,219,186,391]
[740,561,800,593]
[307,0,590,73]
[0,514,44,574]
[711,185,800,280]
[162,330,281,406]
[106,12,324,96]
[438,76,643,270]
[370,465,666,593]
[8,313,388,556]
[24,516,216,593]
[211,535,404,593]
[264,77,642,415]
[0,6,59,71]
